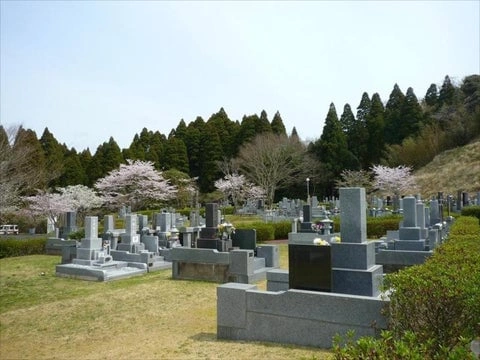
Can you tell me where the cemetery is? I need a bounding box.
[217,187,388,348]
[1,186,479,358]
[1,148,479,358]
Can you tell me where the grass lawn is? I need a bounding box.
[0,245,332,359]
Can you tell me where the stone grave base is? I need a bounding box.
[217,283,388,349]
[56,261,148,281]
[376,249,433,273]
[45,238,78,255]
[170,246,279,284]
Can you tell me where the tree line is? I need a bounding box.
[1,74,479,214]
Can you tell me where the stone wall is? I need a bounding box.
[217,283,389,348]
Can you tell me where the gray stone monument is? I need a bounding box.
[395,196,426,251]
[330,187,383,297]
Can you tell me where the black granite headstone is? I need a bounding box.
[288,244,331,292]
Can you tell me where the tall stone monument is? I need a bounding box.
[330,187,383,297]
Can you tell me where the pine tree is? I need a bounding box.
[339,104,355,134]
[290,126,299,140]
[424,83,438,107]
[88,137,124,184]
[350,93,371,168]
[12,127,48,193]
[399,87,424,142]
[149,131,166,170]
[164,137,189,173]
[258,110,272,133]
[365,93,385,166]
[39,127,66,188]
[384,84,406,144]
[102,137,124,173]
[58,148,87,186]
[175,119,188,140]
[438,75,456,107]
[198,121,223,193]
[237,114,259,147]
[207,108,236,157]
[185,117,205,179]
[78,149,93,186]
[271,111,287,135]
[310,103,358,195]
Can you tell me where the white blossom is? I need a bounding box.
[372,164,417,196]
[23,191,72,228]
[215,173,265,210]
[94,159,177,210]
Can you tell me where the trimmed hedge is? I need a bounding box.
[333,216,480,359]
[461,205,480,222]
[329,216,402,239]
[366,216,402,238]
[273,221,291,240]
[0,238,47,259]
[236,222,275,242]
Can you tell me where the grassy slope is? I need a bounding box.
[413,140,480,198]
[0,249,332,360]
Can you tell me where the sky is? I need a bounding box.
[1,1,479,152]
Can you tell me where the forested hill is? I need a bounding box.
[1,74,479,201]
[413,139,480,198]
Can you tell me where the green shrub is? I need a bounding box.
[333,330,476,360]
[367,216,401,238]
[68,228,85,240]
[0,238,47,258]
[236,221,275,242]
[461,205,480,222]
[333,216,480,358]
[273,221,291,240]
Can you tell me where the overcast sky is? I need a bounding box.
[1,1,479,152]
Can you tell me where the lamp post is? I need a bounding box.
[306,177,310,205]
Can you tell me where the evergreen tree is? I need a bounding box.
[198,121,223,193]
[78,149,93,186]
[290,126,299,140]
[207,107,236,158]
[365,93,385,166]
[164,137,189,173]
[424,83,438,107]
[271,111,287,135]
[310,103,358,195]
[438,75,456,107]
[339,104,356,134]
[125,133,145,161]
[149,131,166,170]
[185,117,205,179]
[39,128,66,188]
[12,127,47,193]
[350,93,371,168]
[58,148,87,186]
[102,137,124,172]
[175,119,188,140]
[399,87,424,142]
[237,114,259,147]
[88,137,124,184]
[384,84,406,144]
[257,110,272,133]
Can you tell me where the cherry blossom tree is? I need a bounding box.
[23,191,72,229]
[57,185,104,219]
[94,159,177,211]
[23,185,104,229]
[215,173,265,211]
[335,169,373,193]
[372,164,417,199]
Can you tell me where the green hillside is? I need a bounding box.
[413,139,480,198]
